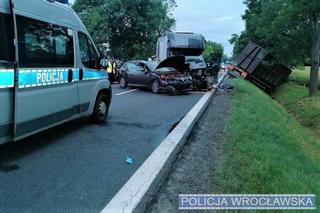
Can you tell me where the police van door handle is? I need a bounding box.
[68,69,73,82]
[79,68,84,81]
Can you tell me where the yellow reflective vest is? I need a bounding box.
[107,61,113,73]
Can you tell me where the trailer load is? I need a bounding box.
[233,42,292,92]
[156,32,205,61]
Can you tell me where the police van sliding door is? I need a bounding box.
[13,14,79,138]
[0,8,15,143]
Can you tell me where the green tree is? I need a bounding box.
[292,0,320,96]
[203,41,224,62]
[73,0,176,60]
[231,0,320,96]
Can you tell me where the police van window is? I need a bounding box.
[0,13,14,63]
[17,15,74,68]
[88,38,99,62]
[78,32,90,67]
[78,32,99,69]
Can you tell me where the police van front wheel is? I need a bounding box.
[91,93,109,123]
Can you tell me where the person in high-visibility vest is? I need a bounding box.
[112,60,118,81]
[107,60,113,74]
[106,58,117,82]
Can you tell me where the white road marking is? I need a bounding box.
[115,89,138,96]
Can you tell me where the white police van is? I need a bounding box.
[0,0,112,145]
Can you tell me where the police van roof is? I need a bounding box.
[0,0,86,30]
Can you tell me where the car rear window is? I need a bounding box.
[0,12,14,63]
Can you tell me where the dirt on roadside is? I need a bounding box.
[146,90,230,213]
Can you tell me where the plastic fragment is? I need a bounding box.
[126,157,133,164]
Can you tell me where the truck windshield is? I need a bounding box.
[0,12,14,63]
[186,56,204,64]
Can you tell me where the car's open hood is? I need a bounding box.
[155,56,187,72]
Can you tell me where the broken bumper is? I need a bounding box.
[159,80,193,93]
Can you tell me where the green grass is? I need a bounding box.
[272,82,320,139]
[214,79,320,213]
[290,67,320,88]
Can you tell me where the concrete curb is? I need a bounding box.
[101,73,227,213]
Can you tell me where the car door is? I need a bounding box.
[13,13,78,138]
[126,63,142,86]
[138,63,152,86]
[0,10,15,143]
[129,62,148,86]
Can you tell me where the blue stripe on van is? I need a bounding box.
[19,68,70,88]
[83,69,108,81]
[0,69,14,88]
[0,68,107,89]
[18,68,107,88]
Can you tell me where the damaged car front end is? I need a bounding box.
[118,56,192,94]
[155,67,193,93]
[154,56,192,93]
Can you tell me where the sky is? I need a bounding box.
[172,0,247,56]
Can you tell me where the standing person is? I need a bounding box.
[112,59,118,81]
[106,58,114,83]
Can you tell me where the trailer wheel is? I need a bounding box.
[91,93,109,123]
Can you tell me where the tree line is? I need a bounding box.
[230,0,320,96]
[72,1,226,69]
[73,0,176,60]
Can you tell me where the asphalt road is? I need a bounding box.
[0,84,204,213]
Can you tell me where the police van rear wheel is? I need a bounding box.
[91,93,109,123]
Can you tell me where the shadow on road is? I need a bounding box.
[0,118,97,166]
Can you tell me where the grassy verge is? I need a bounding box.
[272,82,320,139]
[214,79,320,212]
[290,67,320,88]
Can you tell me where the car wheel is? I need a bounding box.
[151,80,160,94]
[119,76,127,89]
[91,93,109,123]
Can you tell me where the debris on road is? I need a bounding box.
[219,81,234,92]
[147,84,230,213]
[126,157,134,164]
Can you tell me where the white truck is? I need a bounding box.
[156,32,206,61]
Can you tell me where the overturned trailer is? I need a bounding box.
[233,42,292,92]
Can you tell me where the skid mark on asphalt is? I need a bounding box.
[115,89,138,96]
[112,121,161,129]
